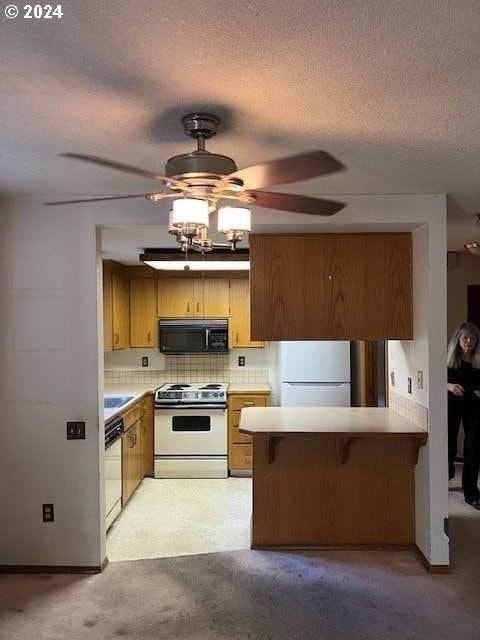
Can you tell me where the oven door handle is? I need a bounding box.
[155,404,227,410]
[205,328,210,349]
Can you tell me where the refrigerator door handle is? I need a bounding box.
[284,382,349,386]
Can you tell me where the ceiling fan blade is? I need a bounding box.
[227,151,344,190]
[251,191,345,216]
[42,193,152,206]
[60,153,189,189]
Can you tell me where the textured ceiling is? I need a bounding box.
[1,0,479,252]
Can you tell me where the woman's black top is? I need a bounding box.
[448,359,480,407]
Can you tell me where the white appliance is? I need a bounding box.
[154,383,228,478]
[104,415,123,531]
[280,341,351,407]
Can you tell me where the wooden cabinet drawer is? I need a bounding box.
[230,395,268,411]
[230,424,252,445]
[231,444,252,470]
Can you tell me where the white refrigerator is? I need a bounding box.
[280,341,351,407]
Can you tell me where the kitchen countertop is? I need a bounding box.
[227,383,271,394]
[104,384,155,422]
[239,407,427,438]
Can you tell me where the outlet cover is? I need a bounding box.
[417,370,424,389]
[407,377,412,394]
[238,356,245,367]
[67,421,85,440]
[390,371,395,386]
[42,503,54,522]
[142,356,149,367]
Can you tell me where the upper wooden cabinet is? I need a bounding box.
[157,278,229,318]
[229,278,264,348]
[112,274,130,349]
[103,262,113,352]
[130,278,157,347]
[249,233,412,341]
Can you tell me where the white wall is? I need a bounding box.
[0,194,448,567]
[388,224,449,564]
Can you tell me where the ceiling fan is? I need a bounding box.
[44,113,346,250]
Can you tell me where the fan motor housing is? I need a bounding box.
[165,151,237,179]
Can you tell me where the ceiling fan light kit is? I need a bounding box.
[45,112,346,253]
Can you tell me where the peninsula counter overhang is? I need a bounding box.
[239,407,427,439]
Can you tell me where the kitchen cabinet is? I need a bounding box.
[112,274,130,349]
[130,278,157,347]
[229,278,265,348]
[228,393,270,473]
[120,393,154,506]
[157,278,229,318]
[103,262,113,352]
[249,233,412,341]
[140,394,154,477]
[122,421,142,506]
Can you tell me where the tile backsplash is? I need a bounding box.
[389,390,428,430]
[105,353,269,385]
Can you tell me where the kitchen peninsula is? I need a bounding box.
[239,407,427,549]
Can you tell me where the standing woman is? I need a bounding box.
[447,322,480,510]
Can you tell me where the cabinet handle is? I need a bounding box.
[128,435,135,448]
[236,333,239,343]
[114,333,119,344]
[196,301,200,312]
[133,433,137,446]
[328,274,334,281]
[187,302,190,313]
[147,332,151,342]
[243,401,254,407]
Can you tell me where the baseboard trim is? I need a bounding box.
[0,557,108,575]
[251,542,414,551]
[414,545,452,574]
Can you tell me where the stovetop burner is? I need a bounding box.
[199,384,221,390]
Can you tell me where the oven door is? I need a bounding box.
[154,408,227,456]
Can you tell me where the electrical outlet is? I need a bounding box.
[390,371,395,387]
[67,421,85,440]
[42,503,54,522]
[238,356,245,367]
[407,377,412,394]
[141,356,149,367]
[417,370,423,389]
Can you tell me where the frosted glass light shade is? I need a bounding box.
[217,207,251,232]
[172,199,209,228]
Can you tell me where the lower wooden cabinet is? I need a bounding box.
[228,393,270,472]
[140,394,154,477]
[121,393,154,506]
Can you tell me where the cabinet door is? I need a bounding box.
[130,278,157,347]
[229,278,264,347]
[122,424,138,506]
[103,262,113,352]
[193,279,230,317]
[140,394,154,476]
[321,234,366,339]
[157,279,194,317]
[112,274,130,349]
[363,234,412,339]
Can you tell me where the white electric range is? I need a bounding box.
[154,382,229,478]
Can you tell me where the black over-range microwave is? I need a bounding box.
[159,319,229,355]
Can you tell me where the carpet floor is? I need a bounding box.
[2,475,479,640]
